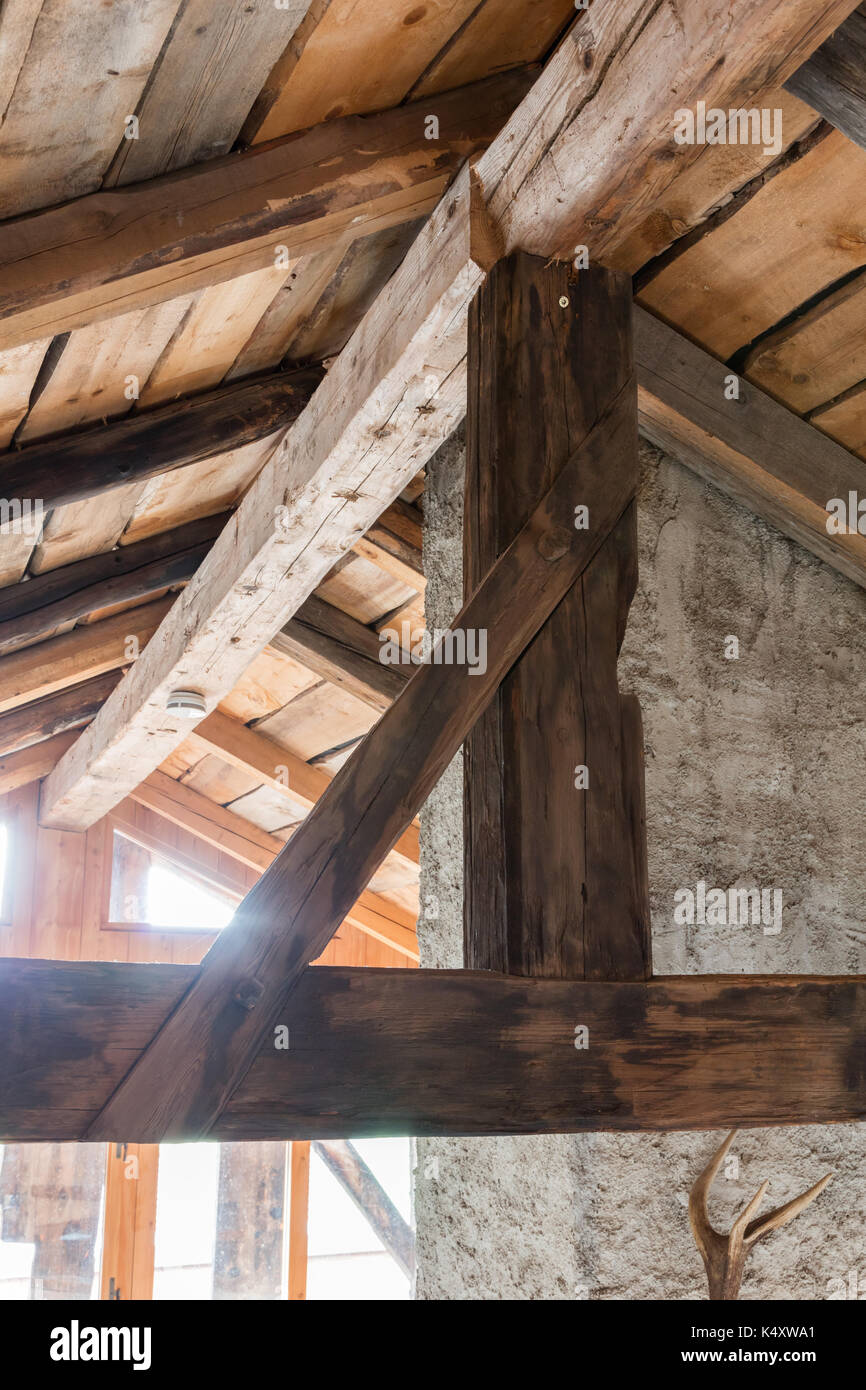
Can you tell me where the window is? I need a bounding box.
[0,1143,106,1300]
[307,1138,411,1300]
[108,830,237,932]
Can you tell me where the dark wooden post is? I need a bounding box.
[464,253,650,980]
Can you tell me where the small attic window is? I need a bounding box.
[109,829,237,932]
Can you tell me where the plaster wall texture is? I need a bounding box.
[414,427,866,1301]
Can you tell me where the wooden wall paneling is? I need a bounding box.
[0,780,39,956]
[30,822,86,960]
[637,131,866,360]
[464,253,648,980]
[0,0,180,217]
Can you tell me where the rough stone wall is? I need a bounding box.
[413,430,866,1301]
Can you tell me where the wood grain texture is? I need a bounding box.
[0,671,121,756]
[3,962,866,1140]
[0,513,228,657]
[273,594,410,713]
[245,0,480,142]
[634,305,866,591]
[785,2,866,150]
[464,253,647,979]
[0,367,321,512]
[473,0,859,264]
[744,269,866,413]
[80,367,637,1142]
[0,598,172,716]
[105,0,312,185]
[637,130,866,359]
[38,163,487,831]
[0,0,180,217]
[0,69,531,353]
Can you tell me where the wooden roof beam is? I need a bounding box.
[785,3,866,150]
[0,370,320,513]
[0,70,532,354]
[39,0,855,833]
[38,155,486,831]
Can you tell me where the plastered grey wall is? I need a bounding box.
[414,428,866,1301]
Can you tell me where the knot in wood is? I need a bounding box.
[233,976,265,1011]
[536,526,572,562]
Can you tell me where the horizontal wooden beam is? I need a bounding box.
[0,371,319,513]
[189,709,419,868]
[273,595,410,714]
[0,513,230,658]
[2,960,863,1141]
[0,670,121,756]
[0,70,532,354]
[83,379,637,1143]
[0,598,172,716]
[634,305,866,589]
[785,3,866,150]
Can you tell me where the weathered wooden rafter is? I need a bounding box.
[785,2,866,151]
[0,70,531,354]
[0,369,320,512]
[36,0,859,834]
[0,513,230,658]
[5,2,864,1150]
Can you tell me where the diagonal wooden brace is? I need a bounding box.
[84,351,639,1143]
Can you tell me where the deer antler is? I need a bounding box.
[689,1130,832,1300]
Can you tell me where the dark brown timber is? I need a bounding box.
[0,672,122,755]
[83,367,638,1143]
[0,513,230,657]
[785,3,866,151]
[3,960,866,1141]
[0,370,321,512]
[273,595,410,713]
[464,254,649,979]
